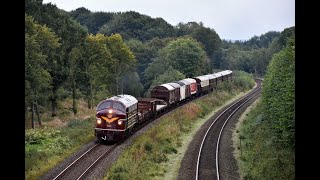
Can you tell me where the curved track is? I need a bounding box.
[196,80,262,180]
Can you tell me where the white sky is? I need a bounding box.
[42,0,295,41]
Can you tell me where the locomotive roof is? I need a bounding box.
[108,94,138,108]
[182,78,196,84]
[167,82,180,88]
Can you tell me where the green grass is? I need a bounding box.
[105,71,255,180]
[25,118,96,180]
[234,100,295,180]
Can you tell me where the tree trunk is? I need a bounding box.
[34,88,42,126]
[35,102,42,126]
[116,75,119,95]
[25,104,28,116]
[87,87,92,109]
[72,80,77,114]
[87,90,92,109]
[31,102,35,129]
[89,83,92,109]
[85,66,91,109]
[87,96,90,109]
[51,87,57,117]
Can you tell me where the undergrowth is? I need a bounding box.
[25,118,95,180]
[236,101,295,179]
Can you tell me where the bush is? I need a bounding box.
[262,39,295,148]
[25,118,95,179]
[237,101,295,179]
[232,71,255,90]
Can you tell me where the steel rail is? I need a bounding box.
[76,144,118,180]
[215,86,261,180]
[52,143,101,180]
[195,82,261,180]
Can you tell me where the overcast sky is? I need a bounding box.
[42,0,295,41]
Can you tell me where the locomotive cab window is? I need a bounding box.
[113,102,125,112]
[97,101,111,111]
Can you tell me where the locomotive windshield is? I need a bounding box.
[97,101,112,111]
[96,100,125,112]
[113,102,125,112]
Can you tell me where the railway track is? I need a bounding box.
[50,142,117,180]
[195,79,262,180]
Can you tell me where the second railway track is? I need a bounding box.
[195,79,262,180]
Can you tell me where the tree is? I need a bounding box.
[99,11,175,41]
[25,15,61,127]
[175,22,221,66]
[144,37,208,88]
[26,0,88,116]
[68,47,82,114]
[243,31,280,49]
[125,39,152,85]
[78,34,113,108]
[145,66,185,97]
[78,33,136,107]
[262,38,295,148]
[106,34,137,94]
[121,71,144,97]
[278,26,295,48]
[69,7,114,34]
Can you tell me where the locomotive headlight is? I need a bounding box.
[97,118,102,124]
[108,109,113,114]
[118,120,123,125]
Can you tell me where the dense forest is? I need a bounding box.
[25,0,294,128]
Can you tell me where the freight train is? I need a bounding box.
[94,70,233,141]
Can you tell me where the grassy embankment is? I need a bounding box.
[233,99,295,179]
[105,71,255,180]
[25,99,96,180]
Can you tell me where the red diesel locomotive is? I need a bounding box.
[95,95,138,141]
[95,94,167,141]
